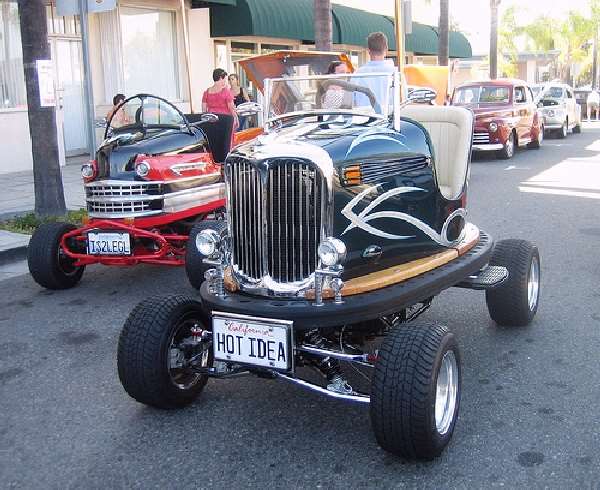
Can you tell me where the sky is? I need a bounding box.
[333,0,593,55]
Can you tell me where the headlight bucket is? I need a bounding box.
[196,229,221,257]
[135,161,150,178]
[488,122,498,132]
[318,238,347,267]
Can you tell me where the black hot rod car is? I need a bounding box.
[27,95,232,290]
[116,68,540,459]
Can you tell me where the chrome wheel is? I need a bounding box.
[168,317,210,390]
[435,350,459,435]
[528,255,540,311]
[562,122,567,137]
[538,126,544,144]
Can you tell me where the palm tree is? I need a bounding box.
[17,0,66,216]
[438,0,449,66]
[314,0,332,52]
[490,0,501,79]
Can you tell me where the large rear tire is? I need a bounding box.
[117,295,212,409]
[27,222,85,289]
[185,220,227,289]
[485,239,540,326]
[370,323,461,460]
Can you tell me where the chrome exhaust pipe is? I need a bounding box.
[274,372,370,404]
[295,344,374,368]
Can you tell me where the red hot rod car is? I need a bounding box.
[452,79,544,159]
[27,95,231,289]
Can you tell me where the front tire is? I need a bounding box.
[370,323,461,460]
[185,220,227,289]
[558,120,568,139]
[496,131,514,159]
[27,222,85,289]
[528,125,543,149]
[117,295,212,409]
[485,239,540,326]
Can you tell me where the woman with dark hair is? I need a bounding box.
[106,93,129,127]
[202,68,239,130]
[228,73,251,130]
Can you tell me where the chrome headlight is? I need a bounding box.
[81,163,95,179]
[489,122,498,132]
[135,161,150,178]
[546,109,555,117]
[196,229,221,257]
[318,238,347,267]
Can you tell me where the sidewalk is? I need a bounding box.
[1,159,86,270]
[0,158,86,220]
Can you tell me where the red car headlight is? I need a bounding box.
[136,161,151,178]
[81,160,97,182]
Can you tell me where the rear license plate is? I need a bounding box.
[87,232,132,255]
[212,313,292,371]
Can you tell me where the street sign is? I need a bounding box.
[56,0,116,16]
[36,60,55,107]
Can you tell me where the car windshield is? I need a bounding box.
[542,86,564,99]
[452,86,510,105]
[107,95,185,134]
[265,73,394,121]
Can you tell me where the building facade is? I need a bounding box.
[0,0,472,174]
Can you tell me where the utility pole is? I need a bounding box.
[490,0,501,79]
[17,0,66,217]
[593,28,598,90]
[78,0,96,158]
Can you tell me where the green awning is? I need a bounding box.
[449,31,472,58]
[209,0,472,59]
[192,0,236,7]
[332,5,395,48]
[210,0,314,42]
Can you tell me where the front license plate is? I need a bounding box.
[87,232,132,255]
[212,313,292,371]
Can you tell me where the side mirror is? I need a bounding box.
[407,88,437,104]
[537,101,544,109]
[236,102,262,116]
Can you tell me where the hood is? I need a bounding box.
[239,50,353,92]
[96,128,203,180]
[456,103,514,118]
[232,118,431,167]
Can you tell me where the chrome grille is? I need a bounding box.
[473,132,490,144]
[360,156,429,184]
[227,157,324,284]
[85,181,163,217]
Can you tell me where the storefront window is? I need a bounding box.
[120,7,179,100]
[0,2,27,109]
[214,41,228,72]
[260,44,292,54]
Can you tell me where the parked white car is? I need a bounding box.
[537,83,582,138]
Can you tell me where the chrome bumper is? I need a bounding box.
[472,143,504,151]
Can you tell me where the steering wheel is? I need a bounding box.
[320,79,382,114]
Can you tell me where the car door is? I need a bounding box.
[514,85,531,142]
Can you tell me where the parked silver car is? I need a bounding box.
[537,83,582,138]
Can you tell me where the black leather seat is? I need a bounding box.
[186,113,233,163]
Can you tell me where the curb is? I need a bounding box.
[0,245,28,266]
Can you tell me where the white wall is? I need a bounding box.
[0,110,33,174]
[188,8,214,113]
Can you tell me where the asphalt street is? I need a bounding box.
[2,125,600,488]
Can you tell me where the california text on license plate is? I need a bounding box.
[212,313,292,371]
[87,232,132,255]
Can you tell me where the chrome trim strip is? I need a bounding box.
[162,183,225,214]
[87,210,162,218]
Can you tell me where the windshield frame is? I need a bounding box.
[104,94,190,139]
[262,71,399,129]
